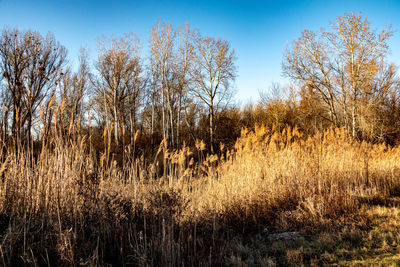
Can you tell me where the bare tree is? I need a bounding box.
[191,35,236,152]
[0,67,10,147]
[0,28,66,149]
[93,34,143,151]
[72,48,90,127]
[149,20,176,146]
[173,24,197,147]
[57,48,90,135]
[283,12,397,139]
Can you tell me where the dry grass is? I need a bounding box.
[0,125,399,265]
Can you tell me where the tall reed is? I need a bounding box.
[0,122,399,265]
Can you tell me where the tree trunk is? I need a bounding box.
[162,93,166,140]
[352,103,356,139]
[151,95,155,151]
[209,103,214,154]
[113,91,118,145]
[177,97,181,148]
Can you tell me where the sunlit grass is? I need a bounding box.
[0,124,400,265]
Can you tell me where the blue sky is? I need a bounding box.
[0,0,399,103]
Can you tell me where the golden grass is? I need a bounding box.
[0,125,400,265]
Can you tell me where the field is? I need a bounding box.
[0,125,399,266]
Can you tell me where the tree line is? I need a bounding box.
[0,20,236,158]
[0,13,399,163]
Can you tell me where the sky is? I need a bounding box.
[0,0,399,104]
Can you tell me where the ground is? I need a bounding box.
[228,197,400,266]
